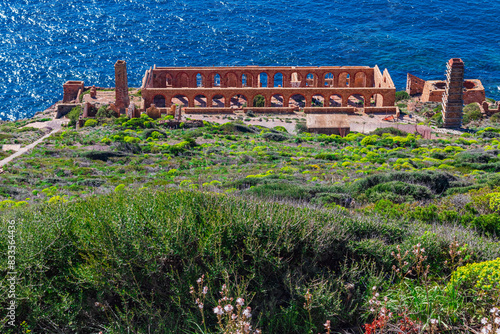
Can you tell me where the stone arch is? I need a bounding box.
[289,94,306,108]
[252,94,266,107]
[311,94,325,107]
[329,94,342,107]
[273,73,283,87]
[153,94,166,108]
[271,94,284,107]
[230,94,248,108]
[242,73,253,87]
[226,72,239,87]
[324,72,334,87]
[338,72,349,87]
[259,72,268,87]
[177,72,190,87]
[213,73,221,87]
[196,73,205,87]
[348,94,364,107]
[306,73,315,87]
[354,72,367,87]
[194,94,207,107]
[166,73,173,87]
[290,72,302,87]
[171,94,189,107]
[211,94,225,107]
[370,93,384,107]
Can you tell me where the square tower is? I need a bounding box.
[441,58,464,128]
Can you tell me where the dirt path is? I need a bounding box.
[0,119,65,168]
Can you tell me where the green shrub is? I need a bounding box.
[253,94,265,107]
[67,106,81,127]
[83,119,98,127]
[370,127,406,136]
[395,91,410,101]
[262,132,288,142]
[462,103,482,124]
[364,181,433,203]
[96,105,116,118]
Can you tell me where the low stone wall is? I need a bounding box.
[364,107,398,114]
[242,107,295,114]
[303,107,356,114]
[184,107,235,114]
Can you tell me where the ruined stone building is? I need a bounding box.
[140,65,397,117]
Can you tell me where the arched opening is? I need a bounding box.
[329,94,342,107]
[354,72,366,87]
[194,95,207,107]
[273,73,283,87]
[253,94,266,107]
[211,95,225,107]
[230,94,248,108]
[348,94,364,107]
[214,74,221,87]
[242,74,248,87]
[306,73,315,87]
[464,81,475,89]
[324,73,334,87]
[370,94,384,107]
[339,72,350,87]
[178,73,189,87]
[153,95,166,108]
[258,73,268,87]
[226,72,239,87]
[290,72,302,87]
[171,95,189,107]
[271,94,284,107]
[196,73,204,87]
[166,74,173,87]
[289,94,306,108]
[311,94,325,107]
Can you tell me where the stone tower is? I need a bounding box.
[441,58,465,128]
[115,60,130,114]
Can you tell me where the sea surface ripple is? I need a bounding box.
[0,0,499,120]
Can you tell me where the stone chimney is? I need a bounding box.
[115,60,130,114]
[441,58,464,128]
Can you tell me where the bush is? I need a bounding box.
[262,132,288,142]
[253,94,265,107]
[448,258,500,300]
[395,91,410,101]
[83,119,98,127]
[96,105,116,118]
[67,106,81,127]
[462,103,482,124]
[364,181,433,203]
[370,127,406,136]
[490,113,500,123]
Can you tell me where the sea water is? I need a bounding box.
[0,0,499,120]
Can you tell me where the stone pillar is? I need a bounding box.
[442,58,465,128]
[224,96,231,107]
[206,96,213,108]
[115,60,130,114]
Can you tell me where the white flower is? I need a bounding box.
[375,293,379,298]
[202,286,208,294]
[492,307,499,314]
[372,286,377,291]
[213,305,224,315]
[495,317,500,325]
[232,313,237,320]
[197,277,202,284]
[236,297,245,306]
[481,317,489,325]
[224,304,234,313]
[324,320,331,329]
[430,319,438,325]
[496,328,500,334]
[198,303,204,309]
[243,307,252,318]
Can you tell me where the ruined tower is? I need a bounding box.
[115,60,130,114]
[441,58,465,128]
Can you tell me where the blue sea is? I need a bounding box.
[0,0,499,120]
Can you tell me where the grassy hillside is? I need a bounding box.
[1,189,500,333]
